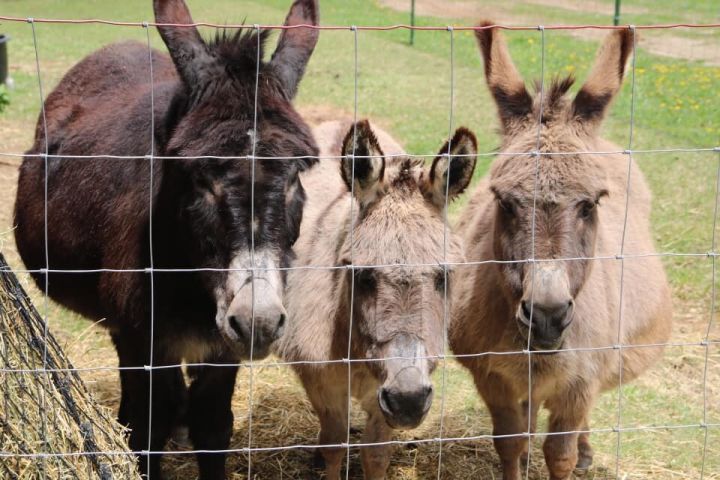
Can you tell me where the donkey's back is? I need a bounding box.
[34,41,176,152]
[14,42,179,320]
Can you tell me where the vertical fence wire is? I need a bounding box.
[28,17,49,479]
[524,24,547,480]
[344,24,360,480]
[435,25,455,480]
[245,23,263,480]
[144,21,157,479]
[613,25,638,478]
[699,147,720,479]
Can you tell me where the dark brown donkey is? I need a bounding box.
[13,1,319,478]
[450,26,672,480]
[278,120,477,479]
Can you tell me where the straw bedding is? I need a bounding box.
[0,252,139,479]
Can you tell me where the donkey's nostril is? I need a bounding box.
[277,313,286,331]
[378,387,392,414]
[551,301,571,322]
[521,301,531,320]
[228,315,245,339]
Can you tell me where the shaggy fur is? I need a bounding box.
[450,25,672,480]
[13,1,320,478]
[278,119,477,479]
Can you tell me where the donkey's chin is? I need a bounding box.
[380,410,429,431]
[528,337,565,353]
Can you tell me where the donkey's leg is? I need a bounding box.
[299,367,348,480]
[474,373,526,480]
[575,417,594,474]
[169,367,191,447]
[187,355,239,480]
[112,331,183,479]
[519,398,539,467]
[359,399,393,480]
[543,391,594,480]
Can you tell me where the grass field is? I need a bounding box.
[0,0,718,478]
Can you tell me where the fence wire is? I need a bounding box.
[0,12,718,480]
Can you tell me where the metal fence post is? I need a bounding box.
[613,0,622,26]
[410,0,416,45]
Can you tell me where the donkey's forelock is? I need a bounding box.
[388,157,425,187]
[210,29,271,79]
[530,76,576,122]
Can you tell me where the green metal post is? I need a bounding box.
[410,0,416,45]
[613,0,622,26]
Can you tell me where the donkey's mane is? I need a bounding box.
[390,157,424,189]
[209,29,271,75]
[532,75,576,115]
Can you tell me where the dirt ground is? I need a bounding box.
[0,121,25,271]
[377,0,720,66]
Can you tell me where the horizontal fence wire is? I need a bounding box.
[1,421,719,459]
[2,147,720,159]
[1,16,720,30]
[0,13,717,480]
[0,337,717,374]
[4,251,720,274]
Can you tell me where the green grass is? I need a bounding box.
[0,0,718,478]
[4,0,717,299]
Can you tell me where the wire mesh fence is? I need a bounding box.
[0,3,718,479]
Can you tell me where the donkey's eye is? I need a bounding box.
[578,200,596,220]
[353,268,377,291]
[498,198,516,217]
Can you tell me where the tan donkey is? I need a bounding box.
[450,25,672,480]
[278,119,477,479]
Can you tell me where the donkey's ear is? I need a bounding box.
[572,28,634,126]
[475,22,533,133]
[424,127,478,208]
[154,0,216,87]
[270,0,320,99]
[340,120,386,208]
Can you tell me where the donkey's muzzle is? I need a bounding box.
[378,378,433,430]
[227,312,286,358]
[517,299,573,351]
[219,277,287,358]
